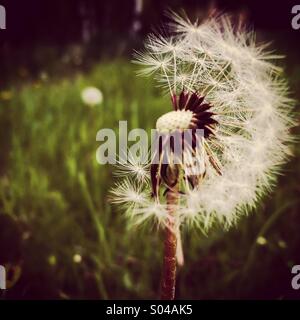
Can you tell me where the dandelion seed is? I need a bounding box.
[114,149,150,183]
[109,179,148,209]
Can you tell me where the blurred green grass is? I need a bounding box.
[0,59,299,299]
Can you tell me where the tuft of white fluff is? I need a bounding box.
[81,87,103,106]
[111,12,295,231]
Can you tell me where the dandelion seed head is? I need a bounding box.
[156,110,194,133]
[81,87,103,106]
[111,12,295,232]
[73,254,82,264]
[256,236,267,246]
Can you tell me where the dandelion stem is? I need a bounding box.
[160,177,179,300]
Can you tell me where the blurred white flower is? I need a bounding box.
[111,12,295,232]
[73,254,82,263]
[256,236,267,246]
[81,87,103,106]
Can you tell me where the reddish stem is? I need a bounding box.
[160,184,179,300]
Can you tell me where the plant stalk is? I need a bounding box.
[160,181,179,300]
